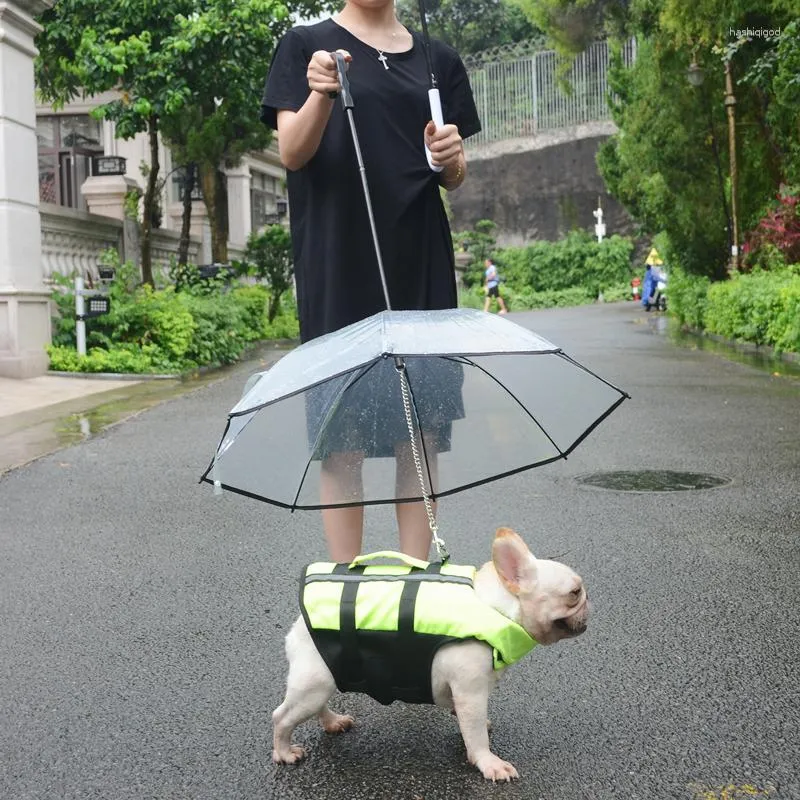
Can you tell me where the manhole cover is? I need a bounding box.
[577,470,732,492]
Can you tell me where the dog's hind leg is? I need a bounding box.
[318,707,354,734]
[272,621,339,765]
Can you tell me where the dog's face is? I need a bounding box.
[489,527,589,646]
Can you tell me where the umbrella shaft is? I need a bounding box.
[346,108,393,311]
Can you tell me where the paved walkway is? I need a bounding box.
[0,374,141,419]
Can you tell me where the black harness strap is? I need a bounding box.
[398,562,441,636]
[334,562,364,685]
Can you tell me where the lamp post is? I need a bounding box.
[687,59,736,274]
[723,59,740,272]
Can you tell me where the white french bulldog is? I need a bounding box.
[272,527,589,782]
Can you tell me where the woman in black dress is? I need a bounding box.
[261,0,481,562]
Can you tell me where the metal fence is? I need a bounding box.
[465,38,637,147]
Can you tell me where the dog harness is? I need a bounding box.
[300,552,536,705]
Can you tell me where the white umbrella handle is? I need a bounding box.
[425,89,444,173]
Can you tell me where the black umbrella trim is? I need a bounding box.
[200,351,630,507]
[198,393,628,509]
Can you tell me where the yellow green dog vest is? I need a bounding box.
[300,552,536,705]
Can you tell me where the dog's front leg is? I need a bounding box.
[438,643,518,782]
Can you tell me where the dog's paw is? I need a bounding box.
[272,744,308,765]
[475,753,519,782]
[321,712,354,734]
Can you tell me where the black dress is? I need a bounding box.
[260,19,482,344]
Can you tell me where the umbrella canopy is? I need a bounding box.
[201,308,628,509]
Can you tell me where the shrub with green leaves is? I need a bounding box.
[48,256,298,374]
[669,265,800,354]
[667,266,711,330]
[494,231,635,296]
[704,269,800,352]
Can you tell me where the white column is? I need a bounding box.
[225,163,251,252]
[0,0,53,378]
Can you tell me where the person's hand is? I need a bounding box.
[424,121,463,169]
[308,49,352,96]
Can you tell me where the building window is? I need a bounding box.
[37,115,104,209]
[172,165,203,203]
[251,171,284,229]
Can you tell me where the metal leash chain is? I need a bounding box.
[397,362,449,562]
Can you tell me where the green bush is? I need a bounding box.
[672,266,800,353]
[704,269,800,351]
[495,231,635,296]
[458,282,629,312]
[47,344,157,373]
[667,266,711,329]
[48,255,299,374]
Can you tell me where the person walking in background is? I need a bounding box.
[483,258,508,314]
[260,0,481,562]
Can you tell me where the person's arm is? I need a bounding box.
[440,147,467,191]
[277,97,334,172]
[424,121,466,191]
[277,49,350,172]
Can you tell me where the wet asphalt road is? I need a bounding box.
[1,303,798,800]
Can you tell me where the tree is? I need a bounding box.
[36,0,329,281]
[244,225,294,322]
[520,0,798,275]
[36,1,196,285]
[455,219,498,286]
[397,0,539,56]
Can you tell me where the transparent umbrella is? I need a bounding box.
[202,308,628,513]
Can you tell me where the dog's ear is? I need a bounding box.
[492,528,538,595]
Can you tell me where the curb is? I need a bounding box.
[679,326,800,366]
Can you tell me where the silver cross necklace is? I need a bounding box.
[377,51,389,70]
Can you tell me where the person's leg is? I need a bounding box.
[483,292,491,312]
[394,436,438,560]
[320,451,365,562]
[498,294,508,314]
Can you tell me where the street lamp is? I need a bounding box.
[687,57,737,273]
[687,62,705,87]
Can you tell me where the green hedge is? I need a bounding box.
[495,231,635,297]
[459,282,631,312]
[669,266,800,354]
[48,260,299,374]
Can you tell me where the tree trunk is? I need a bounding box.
[140,117,159,286]
[268,293,281,324]
[200,163,229,263]
[177,163,196,266]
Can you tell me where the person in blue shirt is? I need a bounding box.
[483,259,508,314]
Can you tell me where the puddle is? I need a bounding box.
[0,345,291,474]
[644,314,800,380]
[577,469,732,492]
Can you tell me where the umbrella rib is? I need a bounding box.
[554,352,631,399]
[290,359,381,511]
[461,356,568,459]
[229,358,385,418]
[199,415,233,483]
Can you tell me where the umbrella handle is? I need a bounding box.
[425,89,444,173]
[348,550,430,570]
[331,51,353,108]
